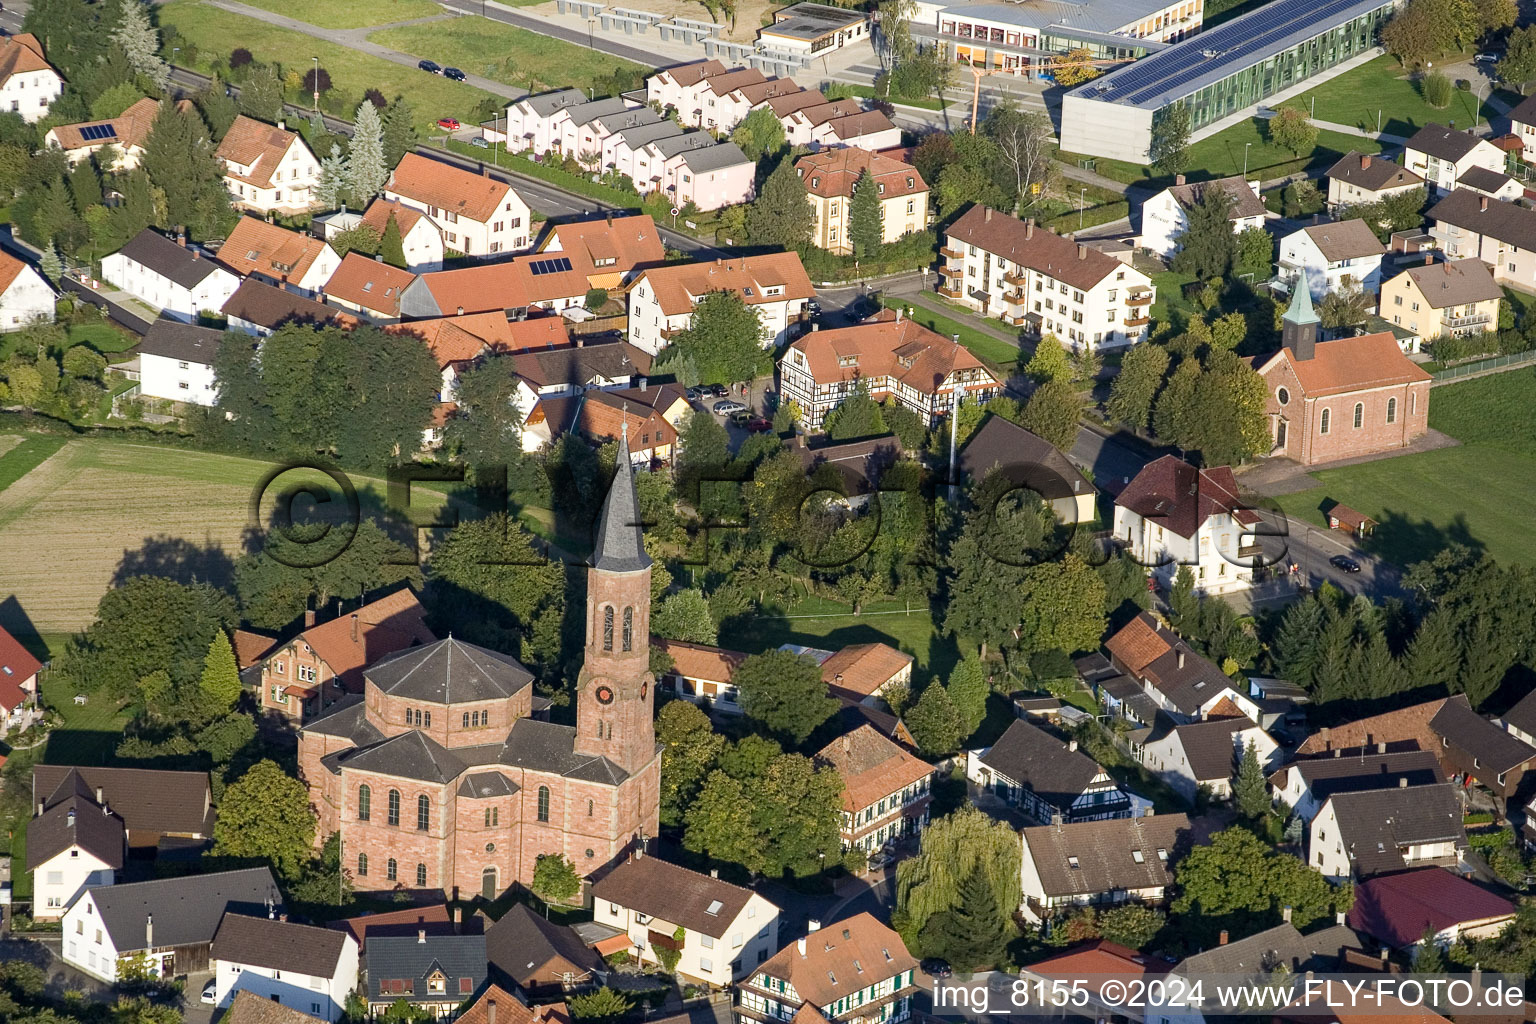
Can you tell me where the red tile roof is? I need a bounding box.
[219,217,332,284]
[1103,613,1170,675]
[386,318,491,369]
[820,643,912,699]
[795,147,927,201]
[323,252,415,316]
[656,60,727,89]
[1252,333,1432,398]
[0,625,42,712]
[635,253,814,317]
[271,589,436,693]
[1295,697,1449,757]
[652,639,746,683]
[755,913,917,1006]
[361,198,427,238]
[1115,456,1260,540]
[785,312,996,398]
[0,249,33,297]
[0,34,55,84]
[386,153,520,225]
[946,204,1135,293]
[232,629,277,670]
[216,116,308,189]
[1028,939,1168,981]
[48,97,158,153]
[1347,867,1515,948]
[816,724,934,813]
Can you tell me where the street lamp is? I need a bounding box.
[1078,186,1086,230]
[588,14,595,50]
[1475,81,1491,129]
[312,56,319,115]
[1243,141,1251,177]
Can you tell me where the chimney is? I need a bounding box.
[457,306,465,316]
[453,907,462,934]
[575,336,585,347]
[1479,195,1490,212]
[67,809,76,828]
[1175,173,1186,186]
[710,867,719,878]
[277,119,285,131]
[1399,777,1408,787]
[1218,930,1228,946]
[1378,741,1386,754]
[35,800,43,816]
[146,914,154,949]
[716,257,722,266]
[1076,243,1087,260]
[177,232,186,247]
[1144,806,1156,818]
[896,307,902,323]
[1282,905,1292,923]
[1336,910,1346,925]
[351,613,359,642]
[1321,726,1331,749]
[635,842,645,859]
[1025,218,1034,240]
[95,786,104,804]
[1067,739,1078,752]
[1360,154,1371,169]
[375,253,384,263]
[304,608,317,629]
[797,433,806,448]
[1380,947,1390,968]
[640,378,648,392]
[1051,812,1063,827]
[811,322,819,331]
[418,927,427,944]
[192,249,200,260]
[489,1002,497,1024]
[808,919,821,932]
[985,207,993,222]
[605,212,613,225]
[797,937,807,956]
[1177,650,1185,669]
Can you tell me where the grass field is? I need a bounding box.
[719,595,962,682]
[879,296,1020,372]
[66,322,139,354]
[1288,55,1499,140]
[158,1,499,130]
[1273,369,1536,567]
[367,19,648,95]
[228,0,441,29]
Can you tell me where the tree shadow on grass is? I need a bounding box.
[1361,509,1484,568]
[110,533,241,591]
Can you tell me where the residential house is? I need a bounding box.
[1427,188,1536,290]
[1018,812,1194,922]
[0,249,54,331]
[1276,219,1385,301]
[1159,924,1339,1024]
[1325,151,1424,213]
[1380,257,1501,351]
[957,415,1096,524]
[1501,688,1536,747]
[626,254,815,356]
[1295,697,1450,758]
[1347,867,1516,950]
[1267,749,1445,824]
[939,204,1157,351]
[60,867,282,983]
[580,106,668,175]
[1022,941,1169,1018]
[505,89,588,155]
[1404,124,1506,196]
[544,96,642,164]
[26,771,124,919]
[136,319,223,406]
[779,98,861,145]
[592,854,781,985]
[704,77,805,135]
[211,914,360,1022]
[31,764,215,855]
[601,119,686,183]
[669,141,755,211]
[1506,90,1536,163]
[509,338,649,423]
[820,644,912,707]
[223,279,359,337]
[215,116,321,215]
[454,986,553,1024]
[646,61,728,118]
[1429,693,1536,800]
[522,384,686,461]
[0,623,42,720]
[322,252,415,322]
[0,34,62,122]
[680,67,767,130]
[540,214,666,288]
[736,913,918,1024]
[365,933,487,1018]
[44,96,158,169]
[1308,782,1465,881]
[808,109,901,151]
[1455,165,1523,201]
[1141,175,1267,259]
[317,200,445,273]
[967,718,1129,824]
[1102,613,1258,723]
[387,315,498,401]
[329,904,476,952]
[1139,713,1279,803]
[101,229,240,323]
[1251,282,1432,465]
[218,217,339,296]
[485,903,604,996]
[254,589,436,726]
[652,639,747,714]
[222,990,338,1024]
[795,147,928,256]
[1112,457,1261,596]
[816,725,935,852]
[784,434,901,500]
[779,310,1002,430]
[383,153,531,258]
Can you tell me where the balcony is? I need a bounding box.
[1003,269,1027,287]
[1237,542,1264,559]
[938,263,963,279]
[1126,291,1153,306]
[937,285,963,298]
[1004,314,1029,326]
[939,245,964,259]
[1444,312,1492,330]
[1124,314,1151,327]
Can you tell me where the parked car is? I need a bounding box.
[746,416,773,432]
[713,399,747,415]
[806,299,821,315]
[470,136,489,149]
[418,59,442,73]
[920,958,952,979]
[706,383,729,398]
[1475,52,1500,63]
[686,386,706,402]
[201,981,218,1005]
[443,66,467,81]
[437,117,462,131]
[729,409,751,427]
[867,851,892,869]
[1330,554,1362,573]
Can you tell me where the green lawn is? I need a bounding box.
[228,0,442,29]
[0,436,68,493]
[1273,369,1536,567]
[1289,55,1498,139]
[1062,119,1383,190]
[367,19,648,95]
[158,0,499,131]
[879,296,1019,373]
[66,321,139,354]
[842,84,946,111]
[37,670,134,767]
[719,595,961,683]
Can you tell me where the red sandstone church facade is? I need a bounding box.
[297,438,661,900]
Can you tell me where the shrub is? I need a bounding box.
[302,67,333,96]
[584,287,609,312]
[1422,71,1453,108]
[364,88,387,108]
[229,48,253,69]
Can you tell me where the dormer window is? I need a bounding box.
[906,177,914,188]
[877,183,885,194]
[743,287,754,297]
[838,355,857,367]
[811,176,820,187]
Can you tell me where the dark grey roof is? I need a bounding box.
[340,730,466,784]
[1502,688,1536,738]
[1428,188,1536,251]
[116,229,229,289]
[959,415,1093,502]
[457,772,518,798]
[679,141,750,173]
[1173,923,1329,977]
[365,637,534,704]
[521,89,586,118]
[498,718,630,783]
[1165,716,1245,781]
[511,342,642,389]
[300,697,384,746]
[223,278,348,330]
[33,764,214,838]
[648,132,717,158]
[1073,652,1116,683]
[212,913,351,975]
[1326,151,1422,192]
[138,319,223,364]
[977,719,1106,811]
[592,107,664,135]
[562,97,632,129]
[1432,695,1536,775]
[590,856,758,938]
[1279,750,1444,799]
[614,120,684,150]
[485,903,604,986]
[590,433,651,573]
[1021,813,1193,898]
[1327,783,1465,877]
[1406,124,1486,163]
[366,934,487,1002]
[1456,165,1517,194]
[26,770,125,869]
[91,867,282,953]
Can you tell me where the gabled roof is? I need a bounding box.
[216,116,309,189]
[1456,165,1518,194]
[364,637,534,704]
[1428,187,1536,252]
[820,643,912,699]
[1299,219,1385,262]
[787,98,863,127]
[0,34,56,84]
[1396,258,1503,310]
[518,88,587,117]
[1326,151,1422,192]
[1502,687,1536,739]
[634,253,814,316]
[361,197,428,238]
[978,718,1108,808]
[225,990,338,1024]
[113,229,231,289]
[224,278,358,331]
[1022,813,1194,898]
[365,933,487,1002]
[700,68,766,98]
[677,141,752,174]
[1159,715,1246,781]
[220,217,333,283]
[1347,867,1515,948]
[26,771,125,869]
[815,724,934,813]
[90,867,282,953]
[456,985,536,1024]
[275,587,436,693]
[1405,123,1491,163]
[592,856,763,938]
[0,249,43,300]
[1172,923,1327,977]
[496,717,629,783]
[821,110,898,143]
[1027,940,1168,981]
[47,97,159,153]
[1115,456,1260,540]
[651,639,746,683]
[545,215,665,276]
[33,764,213,837]
[1269,749,1444,797]
[754,912,916,1005]
[510,341,646,389]
[1324,783,1465,876]
[1430,695,1536,775]
[784,311,997,397]
[213,913,352,976]
[946,205,1142,292]
[1295,697,1449,757]
[324,252,415,316]
[329,904,469,948]
[530,385,683,454]
[765,89,828,118]
[137,319,222,365]
[654,60,727,89]
[1164,175,1267,220]
[795,146,927,201]
[387,153,520,225]
[611,119,684,151]
[0,624,43,690]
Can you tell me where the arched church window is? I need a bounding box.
[358,784,370,820]
[603,606,614,651]
[537,786,550,822]
[622,607,633,652]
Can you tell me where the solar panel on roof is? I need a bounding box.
[79,123,117,142]
[530,256,573,276]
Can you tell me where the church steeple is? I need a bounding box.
[590,425,651,574]
[1282,269,1319,361]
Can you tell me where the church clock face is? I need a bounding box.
[595,685,615,705]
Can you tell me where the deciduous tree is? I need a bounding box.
[730,106,785,163]
[658,290,769,386]
[651,588,718,644]
[906,680,964,756]
[532,853,581,904]
[1106,342,1169,432]
[658,700,725,825]
[1019,377,1082,450]
[1051,47,1102,87]
[1150,102,1191,177]
[945,656,988,736]
[212,759,316,878]
[444,353,523,467]
[824,376,887,440]
[1171,183,1237,280]
[1267,106,1318,155]
[734,649,838,745]
[897,806,1022,936]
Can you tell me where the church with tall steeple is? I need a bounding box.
[295,434,661,899]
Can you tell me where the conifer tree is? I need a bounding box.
[918,866,1011,970]
[1234,740,1268,819]
[112,0,169,88]
[346,101,388,204]
[199,629,242,708]
[848,167,882,259]
[381,212,407,268]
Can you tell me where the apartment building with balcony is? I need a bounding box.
[1404,124,1507,197]
[1277,219,1385,302]
[1427,188,1536,291]
[1379,258,1502,349]
[736,914,918,1024]
[939,205,1155,352]
[816,725,935,853]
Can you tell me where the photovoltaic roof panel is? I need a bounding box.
[529,256,573,276]
[80,123,118,142]
[1070,0,1392,109]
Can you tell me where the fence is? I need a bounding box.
[1430,348,1536,383]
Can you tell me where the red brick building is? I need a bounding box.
[1252,276,1432,466]
[296,433,661,899]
